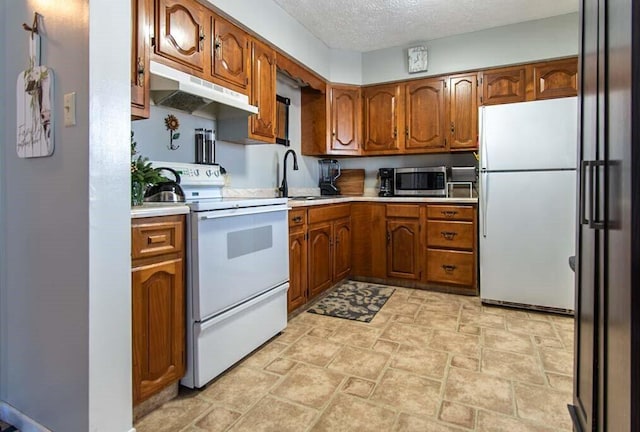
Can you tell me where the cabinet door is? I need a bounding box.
[308,223,333,298]
[288,228,307,313]
[481,66,527,105]
[211,16,250,93]
[405,78,447,151]
[449,73,478,151]
[249,39,277,143]
[533,58,578,100]
[132,258,185,404]
[132,0,150,119]
[386,220,420,280]
[154,0,207,73]
[330,86,360,153]
[333,218,351,281]
[363,84,402,153]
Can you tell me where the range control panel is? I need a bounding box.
[150,161,225,187]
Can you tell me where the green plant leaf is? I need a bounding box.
[172,133,180,140]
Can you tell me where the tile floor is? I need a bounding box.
[135,283,575,432]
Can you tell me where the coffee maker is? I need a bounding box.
[318,159,341,195]
[378,168,394,197]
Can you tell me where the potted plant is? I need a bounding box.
[131,131,166,206]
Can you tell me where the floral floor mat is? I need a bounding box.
[306,281,395,323]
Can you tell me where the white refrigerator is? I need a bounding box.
[479,97,577,312]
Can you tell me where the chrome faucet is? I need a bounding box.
[279,149,299,197]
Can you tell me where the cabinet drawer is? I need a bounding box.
[386,204,420,218]
[132,216,184,260]
[308,204,350,224]
[427,221,474,250]
[426,249,475,287]
[427,205,474,221]
[289,209,307,228]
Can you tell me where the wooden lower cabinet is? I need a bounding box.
[349,202,478,294]
[288,227,308,312]
[333,218,352,281]
[288,205,351,310]
[131,215,185,405]
[308,222,334,298]
[424,204,478,293]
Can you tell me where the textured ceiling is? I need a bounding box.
[272,0,578,52]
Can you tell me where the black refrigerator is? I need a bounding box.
[569,0,640,430]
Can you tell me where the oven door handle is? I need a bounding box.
[198,204,289,220]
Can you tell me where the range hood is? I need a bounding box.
[149,61,258,119]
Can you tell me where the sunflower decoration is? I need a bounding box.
[164,114,181,150]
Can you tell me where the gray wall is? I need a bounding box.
[362,13,579,84]
[1,1,131,431]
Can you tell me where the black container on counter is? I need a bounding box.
[195,128,215,164]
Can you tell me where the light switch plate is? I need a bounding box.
[63,92,76,126]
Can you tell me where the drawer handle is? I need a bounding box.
[440,231,457,240]
[442,264,457,273]
[147,234,167,245]
[441,210,458,217]
[292,216,303,223]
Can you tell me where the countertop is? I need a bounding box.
[130,196,478,217]
[131,203,190,219]
[287,196,478,207]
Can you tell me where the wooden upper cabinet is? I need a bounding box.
[154,0,207,73]
[362,83,403,153]
[448,73,478,151]
[210,15,250,94]
[481,66,527,105]
[533,58,578,100]
[132,0,150,119]
[249,39,277,143]
[405,78,447,151]
[330,86,361,154]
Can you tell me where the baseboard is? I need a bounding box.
[0,402,52,432]
[0,403,136,432]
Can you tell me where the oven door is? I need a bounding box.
[190,204,289,321]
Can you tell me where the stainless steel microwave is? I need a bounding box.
[392,166,448,197]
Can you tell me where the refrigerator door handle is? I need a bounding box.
[480,106,488,170]
[579,160,590,225]
[481,170,488,238]
[589,160,606,230]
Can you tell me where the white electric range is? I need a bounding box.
[152,162,289,388]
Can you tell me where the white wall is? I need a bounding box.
[1,1,131,431]
[329,49,363,84]
[362,13,579,84]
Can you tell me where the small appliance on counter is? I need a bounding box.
[377,166,448,197]
[378,168,394,197]
[318,159,341,195]
[143,167,186,203]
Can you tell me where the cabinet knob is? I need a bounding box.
[199,28,205,50]
[450,121,455,134]
[136,57,145,87]
[440,231,457,240]
[405,126,409,138]
[442,264,457,273]
[214,34,222,59]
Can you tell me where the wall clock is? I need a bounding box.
[407,46,428,74]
